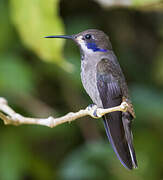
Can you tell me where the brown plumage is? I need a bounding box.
[45,29,138,169]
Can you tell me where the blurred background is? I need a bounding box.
[0,0,163,179]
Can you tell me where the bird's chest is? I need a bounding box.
[80,59,103,107]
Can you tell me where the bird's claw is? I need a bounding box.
[121,102,128,112]
[86,104,102,118]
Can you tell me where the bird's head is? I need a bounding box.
[45,29,112,54]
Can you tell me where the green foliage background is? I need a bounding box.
[0,0,163,179]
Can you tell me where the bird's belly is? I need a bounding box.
[81,67,103,108]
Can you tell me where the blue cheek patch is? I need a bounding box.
[86,42,108,52]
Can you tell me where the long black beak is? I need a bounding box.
[44,35,73,39]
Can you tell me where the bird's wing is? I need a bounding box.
[96,58,137,169]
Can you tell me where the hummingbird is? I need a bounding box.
[45,29,138,170]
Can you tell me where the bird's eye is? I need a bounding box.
[85,34,92,39]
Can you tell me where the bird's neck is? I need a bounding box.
[79,41,108,59]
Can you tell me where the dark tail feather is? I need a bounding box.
[103,111,137,170]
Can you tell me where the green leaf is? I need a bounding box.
[132,0,161,6]
[9,0,71,70]
[0,55,36,94]
[0,129,31,180]
[0,0,16,52]
[131,85,163,122]
[153,44,163,85]
[94,0,163,10]
[59,141,114,180]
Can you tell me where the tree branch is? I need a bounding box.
[0,97,128,128]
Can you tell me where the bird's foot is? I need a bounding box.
[86,104,102,119]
